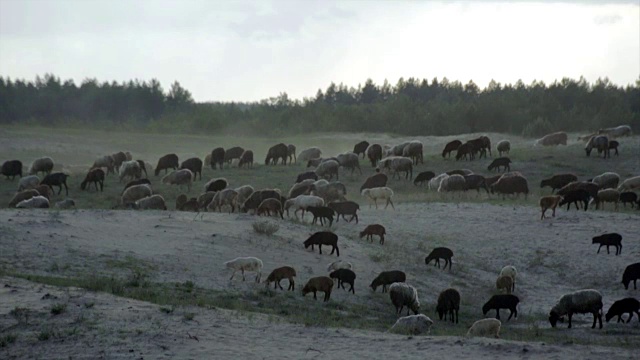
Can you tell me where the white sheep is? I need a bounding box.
[55,199,76,209]
[121,184,152,205]
[499,265,517,292]
[592,189,620,211]
[16,195,50,209]
[119,160,142,182]
[224,257,263,282]
[361,187,395,209]
[235,185,255,206]
[591,172,620,190]
[327,260,353,272]
[288,180,314,198]
[428,173,449,191]
[208,188,239,213]
[134,195,167,210]
[28,157,54,176]
[467,318,501,338]
[18,175,40,192]
[438,174,467,193]
[389,314,433,335]
[162,169,193,192]
[549,289,603,329]
[313,179,329,187]
[617,176,640,192]
[298,147,322,162]
[496,275,514,294]
[283,195,324,220]
[391,142,411,156]
[315,160,340,180]
[389,282,420,315]
[496,140,511,156]
[336,152,362,175]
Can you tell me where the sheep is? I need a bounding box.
[327,260,352,272]
[534,131,568,146]
[438,174,467,193]
[17,175,40,192]
[310,182,346,203]
[592,233,622,255]
[124,151,133,161]
[265,143,289,165]
[487,157,512,172]
[464,174,489,194]
[55,198,76,209]
[446,169,473,176]
[111,152,127,170]
[413,171,435,186]
[224,257,263,282]
[366,143,383,167]
[234,185,254,206]
[499,266,517,292]
[81,168,105,192]
[210,147,225,169]
[585,135,610,158]
[28,157,54,176]
[549,289,603,329]
[496,275,514,294]
[241,190,286,214]
[605,298,640,323]
[257,198,283,218]
[402,141,424,165]
[204,177,228,193]
[558,189,591,211]
[608,140,620,156]
[336,152,362,175]
[389,282,420,316]
[208,189,239,213]
[540,173,578,193]
[287,182,313,200]
[598,125,632,138]
[370,270,406,293]
[327,201,360,224]
[224,146,244,164]
[329,268,356,294]
[204,153,211,167]
[467,318,501,338]
[387,157,413,180]
[578,133,598,142]
[295,171,318,184]
[40,172,70,195]
[485,174,502,188]
[618,176,640,192]
[298,147,322,163]
[307,206,335,226]
[590,172,620,189]
[360,172,388,192]
[179,198,199,212]
[162,169,193,192]
[175,193,188,209]
[353,140,369,159]
[315,160,339,180]
[34,184,51,199]
[136,160,148,178]
[313,179,329,187]
[154,154,179,176]
[1,160,22,179]
[389,314,434,335]
[593,189,620,211]
[469,136,492,158]
[132,195,167,210]
[180,157,203,181]
[265,266,296,291]
[361,187,394,210]
[490,174,529,199]
[285,144,296,163]
[390,142,411,156]
[496,140,510,156]
[482,294,519,321]
[428,173,449,191]
[621,263,640,290]
[558,181,599,199]
[539,195,563,220]
[425,247,453,270]
[455,142,475,161]
[193,191,214,209]
[304,231,339,257]
[302,276,334,302]
[118,160,141,182]
[360,224,386,245]
[238,150,254,169]
[8,189,40,208]
[283,195,324,220]
[620,192,638,208]
[16,195,50,209]
[441,140,462,159]
[436,288,460,323]
[121,184,152,205]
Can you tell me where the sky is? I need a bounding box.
[0,0,638,102]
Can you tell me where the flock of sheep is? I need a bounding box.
[1,125,638,338]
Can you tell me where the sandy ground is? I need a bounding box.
[1,203,638,358]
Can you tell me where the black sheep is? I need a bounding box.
[487,157,511,172]
[619,192,638,208]
[296,171,318,183]
[210,147,225,169]
[413,171,435,186]
[605,298,640,323]
[441,140,462,159]
[327,201,360,224]
[608,140,619,156]
[425,247,453,270]
[329,268,356,294]
[180,157,203,181]
[360,173,388,192]
[135,160,148,178]
[622,263,640,290]
[303,231,339,257]
[307,206,335,226]
[265,143,289,165]
[205,178,228,193]
[464,174,489,194]
[436,288,460,323]
[1,160,22,180]
[558,189,590,211]
[40,172,70,195]
[154,154,179,176]
[369,270,406,293]
[592,233,622,255]
[224,146,244,164]
[353,140,369,159]
[482,294,520,321]
[80,168,105,192]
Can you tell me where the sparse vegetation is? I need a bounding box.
[50,303,67,315]
[252,220,280,236]
[0,334,17,348]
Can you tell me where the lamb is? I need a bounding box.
[621,263,640,290]
[210,147,225,169]
[154,154,179,176]
[327,260,352,272]
[257,198,283,218]
[208,189,239,213]
[302,276,334,302]
[467,319,501,338]
[283,195,324,220]
[598,125,632,138]
[425,247,453,270]
[329,268,356,294]
[389,282,420,316]
[224,146,244,164]
[549,289,603,329]
[413,171,435,186]
[310,181,346,203]
[558,189,591,211]
[55,198,76,209]
[496,140,510,156]
[298,147,322,163]
[438,174,467,193]
[617,176,640,192]
[496,275,514,294]
[241,190,286,214]
[593,189,620,211]
[16,195,50,208]
[482,294,519,321]
[436,288,460,323]
[265,266,296,291]
[162,169,193,192]
[28,157,54,176]
[234,185,254,206]
[265,143,289,165]
[370,270,406,292]
[224,257,263,282]
[17,175,40,191]
[303,231,339,257]
[361,187,395,210]
[592,233,622,255]
[539,195,563,220]
[402,141,424,165]
[118,160,142,182]
[490,174,529,199]
[487,157,512,172]
[540,173,578,193]
[464,174,489,194]
[8,189,40,208]
[360,224,386,245]
[238,150,254,168]
[327,201,360,224]
[389,314,434,335]
[1,160,22,179]
[534,131,568,146]
[499,266,517,292]
[121,184,152,205]
[307,206,335,226]
[441,140,462,159]
[605,298,640,323]
[620,192,638,208]
[353,140,370,158]
[590,172,620,189]
[204,177,228,193]
[40,172,70,195]
[180,157,203,181]
[428,173,449,191]
[134,195,168,210]
[80,168,105,192]
[315,159,339,180]
[360,172,388,192]
[336,152,362,175]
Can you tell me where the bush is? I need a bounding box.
[252,220,279,235]
[522,117,554,138]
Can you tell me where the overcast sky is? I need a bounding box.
[0,0,638,102]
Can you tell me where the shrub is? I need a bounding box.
[252,220,279,236]
[522,117,554,138]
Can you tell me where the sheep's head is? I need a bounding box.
[548,311,564,327]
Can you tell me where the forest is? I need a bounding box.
[0,74,638,137]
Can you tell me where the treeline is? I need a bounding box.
[1,74,638,137]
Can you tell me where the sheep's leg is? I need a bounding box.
[374,198,378,209]
[495,309,500,320]
[388,198,395,210]
[229,270,236,281]
[313,291,317,300]
[241,269,246,281]
[318,245,322,254]
[350,283,354,294]
[606,245,610,254]
[568,313,573,328]
[597,245,602,254]
[288,279,295,291]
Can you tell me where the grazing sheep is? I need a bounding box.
[179,198,199,212]
[310,182,346,203]
[298,147,322,163]
[224,146,244,164]
[370,270,406,293]
[204,177,228,193]
[134,195,167,210]
[18,175,40,191]
[455,142,475,161]
[469,136,492,158]
[315,159,340,180]
[208,189,239,213]
[353,140,369,159]
[118,160,142,182]
[34,184,51,199]
[590,172,620,190]
[224,257,263,282]
[558,181,599,199]
[389,282,420,316]
[598,125,632,138]
[336,152,362,175]
[496,140,510,156]
[390,142,411,156]
[425,247,453,270]
[329,268,356,294]
[593,189,620,210]
[360,172,388,192]
[176,193,188,209]
[304,231,339,257]
[210,147,225,169]
[238,150,254,169]
[446,169,473,176]
[162,169,193,192]
[55,198,75,209]
[1,160,23,179]
[389,314,433,335]
[122,179,151,195]
[608,140,620,156]
[617,176,640,192]
[111,152,127,170]
[464,174,489,194]
[428,173,449,191]
[499,266,517,292]
[16,195,50,209]
[496,275,514,294]
[124,151,133,161]
[549,289,603,329]
[487,157,512,172]
[618,192,637,208]
[257,198,283,218]
[307,206,335,226]
[622,263,640,290]
[534,131,568,146]
[121,184,152,205]
[539,195,563,220]
[558,189,591,211]
[327,260,352,272]
[193,191,213,209]
[436,288,460,323]
[295,171,318,184]
[585,135,610,158]
[540,173,578,193]
[265,266,296,291]
[490,174,529,199]
[483,294,519,320]
[327,201,360,224]
[385,157,413,180]
[302,276,334,302]
[154,154,179,176]
[40,172,70,195]
[438,174,467,193]
[265,143,289,165]
[360,224,386,245]
[361,187,394,209]
[313,179,329,188]
[234,185,254,205]
[402,141,424,165]
[283,195,324,220]
[287,181,313,200]
[80,168,105,192]
[366,143,383,167]
[485,174,502,188]
[28,157,54,176]
[442,140,462,159]
[605,298,640,323]
[8,189,40,208]
[592,233,622,255]
[135,160,148,178]
[414,171,435,186]
[467,318,501,338]
[241,189,286,214]
[180,157,203,181]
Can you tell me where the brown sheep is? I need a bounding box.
[265,143,289,165]
[535,131,568,146]
[8,189,39,208]
[111,152,127,171]
[265,266,296,291]
[224,146,245,164]
[366,144,383,167]
[33,185,52,200]
[353,141,370,159]
[539,195,563,220]
[210,147,225,169]
[455,142,475,161]
[178,198,200,212]
[302,276,334,302]
[468,136,492,158]
[175,194,188,210]
[490,174,529,199]
[496,275,514,294]
[287,144,297,163]
[80,168,105,192]
[257,198,284,218]
[360,172,388,192]
[442,140,462,159]
[540,173,578,193]
[360,224,386,245]
[238,150,254,168]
